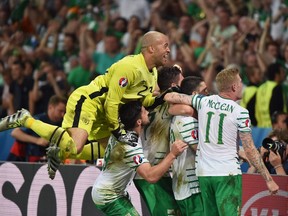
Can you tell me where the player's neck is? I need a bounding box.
[218,92,236,101]
[133,126,142,135]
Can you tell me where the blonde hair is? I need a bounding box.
[216,67,240,92]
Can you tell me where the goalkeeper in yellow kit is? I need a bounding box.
[0,31,172,179]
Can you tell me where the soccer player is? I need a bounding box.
[164,67,279,215]
[91,101,188,216]
[134,65,184,215]
[0,31,172,179]
[169,76,208,216]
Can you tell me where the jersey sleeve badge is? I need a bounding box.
[119,77,128,87]
[133,155,143,165]
[191,129,198,140]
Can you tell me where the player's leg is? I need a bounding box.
[0,108,31,131]
[0,108,82,179]
[134,177,180,216]
[214,175,242,216]
[176,193,203,216]
[133,178,156,215]
[95,197,140,216]
[0,108,80,160]
[198,176,219,216]
[45,88,98,178]
[154,177,181,216]
[71,119,110,162]
[74,138,107,161]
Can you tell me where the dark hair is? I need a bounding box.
[244,34,258,49]
[271,110,288,124]
[12,60,25,69]
[157,66,182,92]
[268,129,288,144]
[180,76,204,95]
[24,59,35,71]
[113,17,128,33]
[266,63,283,80]
[64,33,78,43]
[119,101,142,130]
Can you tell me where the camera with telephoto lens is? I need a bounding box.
[262,138,286,158]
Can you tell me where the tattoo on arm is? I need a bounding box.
[164,93,193,105]
[239,132,272,182]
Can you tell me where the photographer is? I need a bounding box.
[247,129,288,175]
[271,110,288,130]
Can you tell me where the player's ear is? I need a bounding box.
[148,45,154,53]
[136,119,142,126]
[231,83,236,92]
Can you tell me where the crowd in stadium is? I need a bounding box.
[0,0,287,215]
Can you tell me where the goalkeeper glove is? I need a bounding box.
[148,85,181,110]
[112,127,138,147]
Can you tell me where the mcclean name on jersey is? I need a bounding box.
[206,99,235,113]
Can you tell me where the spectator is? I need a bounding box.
[0,68,13,117]
[52,32,79,69]
[31,61,67,115]
[23,59,35,79]
[271,110,288,130]
[121,15,143,55]
[9,60,34,114]
[255,62,286,127]
[67,51,92,91]
[92,33,125,76]
[115,0,150,28]
[7,95,67,162]
[169,14,200,75]
[240,66,264,126]
[247,129,288,175]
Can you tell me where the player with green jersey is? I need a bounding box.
[134,65,184,215]
[169,76,207,215]
[92,101,187,215]
[164,67,279,215]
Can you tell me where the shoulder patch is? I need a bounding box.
[119,77,128,87]
[191,129,198,140]
[245,119,250,127]
[133,155,143,165]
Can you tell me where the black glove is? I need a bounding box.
[112,127,138,147]
[147,85,182,110]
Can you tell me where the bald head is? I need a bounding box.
[140,31,170,69]
[141,31,167,49]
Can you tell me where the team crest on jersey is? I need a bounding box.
[133,155,143,165]
[191,129,198,140]
[119,77,128,87]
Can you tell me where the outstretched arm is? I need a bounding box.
[168,104,195,117]
[164,92,193,105]
[239,132,279,194]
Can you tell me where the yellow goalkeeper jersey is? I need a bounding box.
[91,53,157,131]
